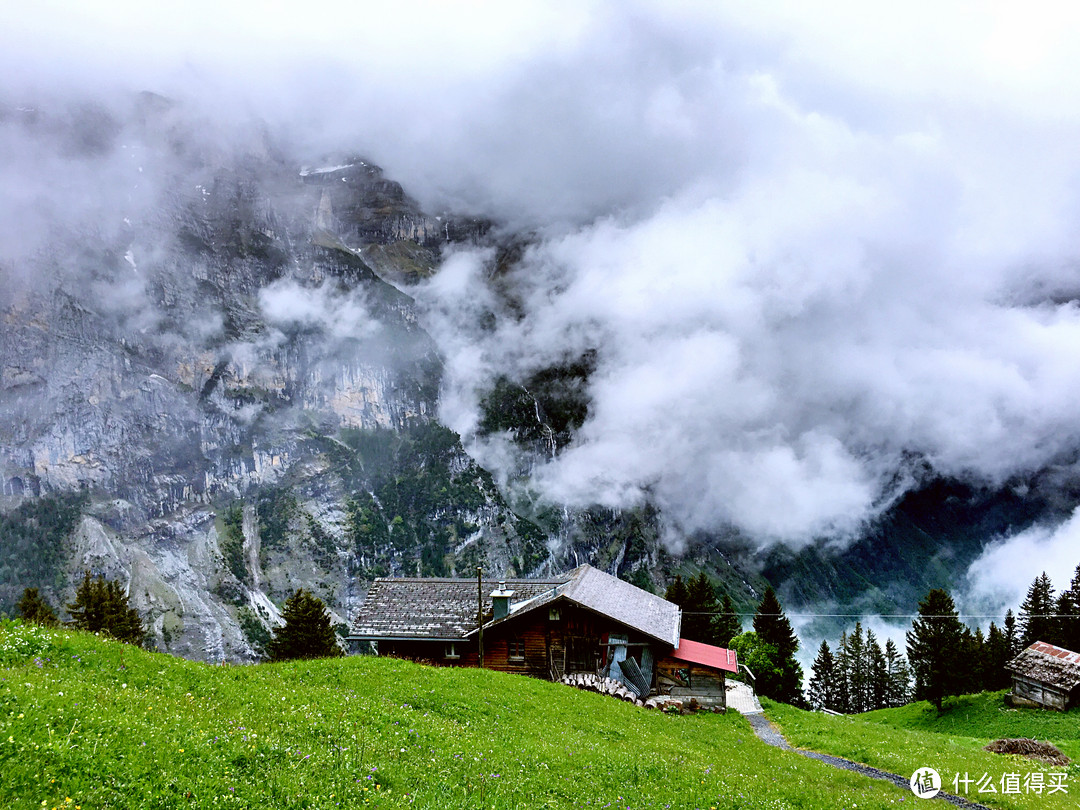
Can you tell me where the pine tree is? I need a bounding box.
[1060,563,1080,651]
[664,576,689,609]
[807,640,836,711]
[834,630,852,713]
[712,591,742,648]
[1018,571,1056,647]
[984,622,1011,691]
[266,589,343,662]
[866,629,888,711]
[17,587,58,626]
[883,638,911,707]
[958,627,987,695]
[752,587,803,705]
[67,571,144,645]
[906,588,965,712]
[846,622,868,713]
[1003,609,1020,658]
[682,573,720,644]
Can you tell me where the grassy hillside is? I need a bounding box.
[765,694,1080,810]
[860,692,1080,760]
[0,621,912,810]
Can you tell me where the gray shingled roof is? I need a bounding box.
[1005,641,1080,690]
[471,565,682,647]
[350,576,567,640]
[350,564,683,647]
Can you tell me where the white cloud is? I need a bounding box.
[962,509,1080,620]
[259,279,379,342]
[6,2,1080,546]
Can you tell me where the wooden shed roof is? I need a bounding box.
[1005,641,1080,690]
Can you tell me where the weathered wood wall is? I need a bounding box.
[1011,674,1069,711]
[378,639,480,668]
[655,656,727,708]
[483,602,660,680]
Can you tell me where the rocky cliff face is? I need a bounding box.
[0,98,543,661]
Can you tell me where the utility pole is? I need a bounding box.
[477,566,484,668]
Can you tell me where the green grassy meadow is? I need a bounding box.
[764,694,1080,810]
[0,621,912,810]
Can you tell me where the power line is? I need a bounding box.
[685,612,1034,617]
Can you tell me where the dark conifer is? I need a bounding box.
[67,571,144,645]
[664,575,689,609]
[847,623,869,713]
[906,588,965,712]
[866,629,888,711]
[266,589,343,662]
[682,573,720,644]
[883,638,911,707]
[1061,563,1080,651]
[1003,609,1020,658]
[1018,571,1056,647]
[807,640,836,711]
[17,587,58,626]
[959,627,987,695]
[712,591,742,648]
[752,586,803,705]
[834,629,852,713]
[984,621,1011,691]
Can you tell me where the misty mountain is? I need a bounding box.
[4,76,1080,664]
[0,97,545,660]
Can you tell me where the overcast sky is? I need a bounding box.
[4,1,1080,609]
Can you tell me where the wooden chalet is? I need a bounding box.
[349,564,738,707]
[1005,641,1080,711]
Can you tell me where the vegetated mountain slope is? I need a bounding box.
[0,96,544,661]
[762,478,1057,634]
[765,696,1079,810]
[0,620,909,809]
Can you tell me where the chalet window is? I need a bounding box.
[509,638,525,660]
[444,642,460,660]
[548,608,560,621]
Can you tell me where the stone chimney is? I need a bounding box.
[491,582,515,620]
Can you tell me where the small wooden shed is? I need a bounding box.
[656,638,739,709]
[1005,641,1080,711]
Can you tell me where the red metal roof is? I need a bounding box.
[671,638,738,673]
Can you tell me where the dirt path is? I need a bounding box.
[743,712,993,809]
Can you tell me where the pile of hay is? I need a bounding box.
[984,738,1071,766]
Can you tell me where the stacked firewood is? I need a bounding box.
[559,673,644,706]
